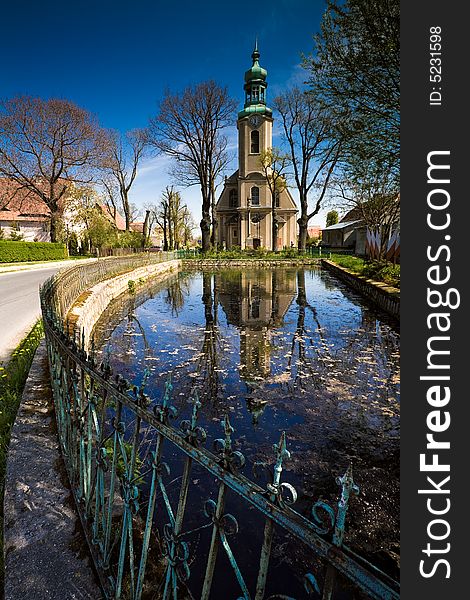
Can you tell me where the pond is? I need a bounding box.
[94,266,400,598]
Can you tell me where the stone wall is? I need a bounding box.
[321,259,400,320]
[68,259,181,349]
[182,259,320,268]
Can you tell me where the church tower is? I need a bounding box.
[215,43,297,250]
[237,40,273,179]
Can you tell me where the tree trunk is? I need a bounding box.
[298,218,308,252]
[168,216,173,250]
[201,216,211,253]
[142,210,150,248]
[162,212,168,251]
[122,189,131,230]
[49,211,63,243]
[201,189,212,253]
[297,193,309,252]
[271,194,278,253]
[210,182,217,250]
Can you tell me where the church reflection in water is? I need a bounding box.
[215,269,297,422]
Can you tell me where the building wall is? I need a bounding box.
[238,117,273,179]
[0,220,50,242]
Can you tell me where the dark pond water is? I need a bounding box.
[94,267,400,598]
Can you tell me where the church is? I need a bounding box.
[216,43,298,250]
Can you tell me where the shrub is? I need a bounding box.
[361,261,400,288]
[8,230,24,242]
[329,254,400,288]
[67,232,79,256]
[0,241,68,263]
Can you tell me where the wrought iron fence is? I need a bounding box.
[40,258,400,600]
[41,251,178,320]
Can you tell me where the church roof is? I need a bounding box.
[244,40,267,83]
[225,169,239,183]
[239,42,272,119]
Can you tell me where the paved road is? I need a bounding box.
[0,267,59,364]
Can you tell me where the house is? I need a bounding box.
[1,179,130,244]
[321,219,366,254]
[307,225,321,240]
[0,179,51,241]
[215,44,298,250]
[321,197,400,260]
[98,203,127,231]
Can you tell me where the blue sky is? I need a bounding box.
[2,0,331,226]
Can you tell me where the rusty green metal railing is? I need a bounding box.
[40,257,400,600]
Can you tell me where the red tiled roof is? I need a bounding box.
[97,203,127,231]
[0,178,75,227]
[130,221,144,233]
[0,179,50,219]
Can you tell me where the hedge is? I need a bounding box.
[0,241,68,263]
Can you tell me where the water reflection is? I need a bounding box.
[94,267,400,579]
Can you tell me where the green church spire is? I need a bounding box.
[238,41,272,119]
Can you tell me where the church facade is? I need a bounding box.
[215,44,298,250]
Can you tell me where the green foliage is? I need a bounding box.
[0,321,44,577]
[85,210,118,249]
[114,231,144,249]
[103,439,143,483]
[326,210,339,227]
[305,0,400,187]
[8,229,24,242]
[0,240,68,263]
[306,236,320,247]
[67,232,79,256]
[187,248,320,261]
[329,254,400,288]
[127,280,136,294]
[361,261,400,288]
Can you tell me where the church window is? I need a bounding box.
[251,186,260,206]
[229,189,238,207]
[275,190,280,207]
[233,228,238,237]
[252,86,260,101]
[250,130,260,154]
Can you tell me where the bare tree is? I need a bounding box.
[146,187,194,250]
[274,87,342,251]
[335,164,400,260]
[180,206,196,247]
[0,96,107,241]
[259,148,291,252]
[101,176,119,221]
[103,129,147,230]
[147,81,236,252]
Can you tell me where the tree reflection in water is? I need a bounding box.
[94,267,400,572]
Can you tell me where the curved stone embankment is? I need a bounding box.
[67,259,181,349]
[321,259,400,320]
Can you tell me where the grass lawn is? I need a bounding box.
[329,254,400,288]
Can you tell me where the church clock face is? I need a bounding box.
[249,114,261,128]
